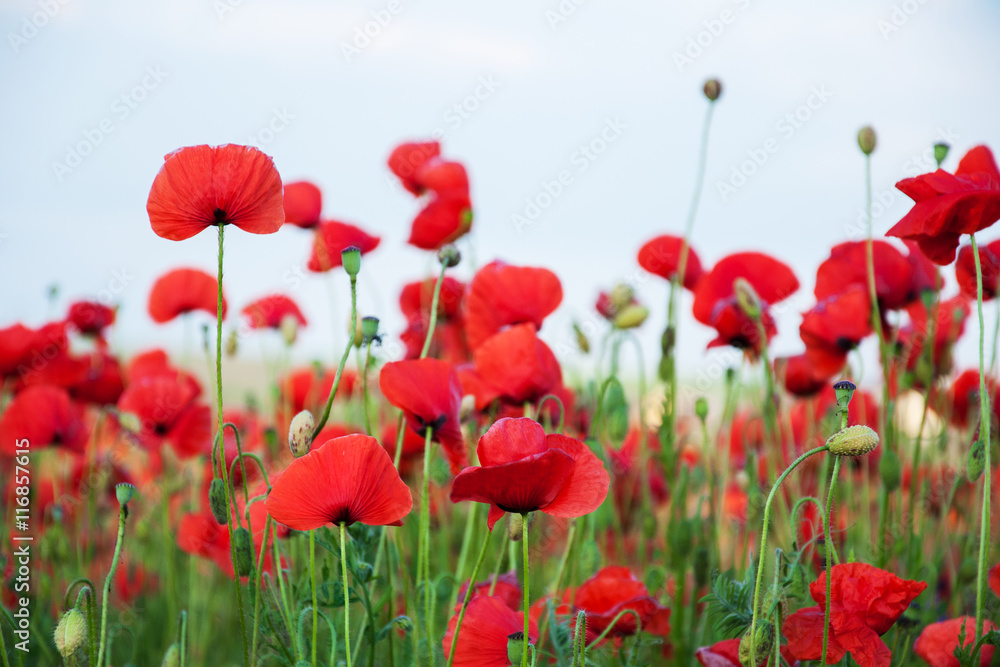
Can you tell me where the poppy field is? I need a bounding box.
[4,67,1000,667]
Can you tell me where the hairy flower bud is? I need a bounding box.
[739,621,774,667]
[280,313,299,346]
[733,277,762,319]
[857,126,877,155]
[117,411,142,434]
[827,424,879,457]
[342,246,361,277]
[508,512,525,542]
[289,410,314,458]
[209,478,229,525]
[703,78,722,102]
[162,643,180,667]
[54,609,87,659]
[233,526,253,577]
[613,304,649,329]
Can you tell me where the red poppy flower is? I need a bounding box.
[574,566,671,638]
[148,268,226,323]
[70,351,125,405]
[410,192,473,250]
[178,511,236,577]
[955,240,1000,300]
[307,220,381,272]
[800,286,873,377]
[776,353,828,397]
[947,369,999,429]
[637,235,704,290]
[443,595,538,667]
[815,241,915,310]
[115,563,157,605]
[282,180,322,228]
[463,324,562,410]
[379,359,467,474]
[913,616,996,667]
[450,417,609,530]
[67,301,116,336]
[0,385,88,455]
[241,294,308,330]
[127,349,203,398]
[456,571,522,611]
[692,252,799,356]
[147,144,284,241]
[784,563,927,667]
[464,261,563,349]
[0,322,71,382]
[388,141,441,195]
[266,433,412,531]
[278,366,356,416]
[695,639,799,667]
[905,240,942,293]
[117,376,212,458]
[886,145,1000,265]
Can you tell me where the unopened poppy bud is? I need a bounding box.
[763,587,789,619]
[118,411,142,434]
[857,126,877,155]
[280,313,299,346]
[342,246,361,277]
[460,394,476,421]
[879,447,901,491]
[506,631,527,665]
[613,304,649,329]
[115,482,135,507]
[361,316,380,343]
[609,283,634,312]
[833,380,856,411]
[733,277,762,319]
[54,609,87,658]
[739,621,774,667]
[162,643,180,667]
[438,244,461,267]
[508,512,524,542]
[934,142,950,167]
[209,478,229,525]
[572,321,590,354]
[695,397,709,422]
[967,437,986,482]
[703,78,722,102]
[289,410,314,458]
[225,329,239,357]
[827,424,879,457]
[233,526,253,577]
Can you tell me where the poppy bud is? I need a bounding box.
[613,304,649,329]
[209,478,229,525]
[225,329,239,357]
[506,631,527,665]
[703,78,722,101]
[827,424,879,457]
[572,321,590,353]
[763,587,788,619]
[54,609,87,659]
[857,126,877,155]
[361,316,380,344]
[162,643,180,667]
[832,379,856,411]
[342,246,361,277]
[879,446,901,491]
[233,526,253,577]
[733,278,762,319]
[738,620,774,667]
[609,283,634,313]
[280,313,299,346]
[661,327,675,355]
[508,512,524,542]
[289,410,314,458]
[934,142,950,167]
[967,437,986,482]
[438,244,461,267]
[695,397,709,422]
[115,482,135,507]
[460,394,476,421]
[118,411,142,434]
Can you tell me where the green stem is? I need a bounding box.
[446,524,494,667]
[821,455,844,667]
[971,233,993,663]
[420,428,435,664]
[310,529,318,667]
[420,261,449,359]
[312,275,358,440]
[341,523,353,667]
[362,340,374,436]
[96,506,127,667]
[521,514,530,667]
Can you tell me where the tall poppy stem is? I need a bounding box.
[96,505,127,667]
[970,233,993,662]
[521,513,530,667]
[340,523,353,667]
[312,274,358,440]
[445,523,494,667]
[419,428,435,664]
[821,455,843,667]
[310,529,318,667]
[420,260,449,359]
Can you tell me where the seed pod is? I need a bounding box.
[288,410,314,458]
[703,78,722,101]
[342,246,361,277]
[54,609,87,659]
[209,478,229,525]
[233,527,253,577]
[857,126,877,155]
[438,244,461,267]
[695,397,709,422]
[967,437,986,483]
[115,482,136,507]
[827,425,879,457]
[361,316,380,344]
[832,380,856,411]
[506,631,526,665]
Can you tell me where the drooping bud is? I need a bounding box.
[733,277,762,319]
[833,380,856,412]
[613,304,649,329]
[695,397,709,422]
[738,621,774,667]
[967,437,986,482]
[508,512,524,542]
[879,446,901,491]
[115,483,135,507]
[208,478,229,525]
[703,78,722,102]
[288,410,314,458]
[54,609,87,659]
[233,526,253,577]
[934,142,950,167]
[225,329,239,357]
[162,643,180,667]
[438,244,461,267]
[506,631,527,665]
[857,126,877,155]
[827,424,880,457]
[342,246,361,277]
[280,313,299,346]
[572,321,590,354]
[361,316,380,344]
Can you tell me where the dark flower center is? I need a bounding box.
[213,208,228,222]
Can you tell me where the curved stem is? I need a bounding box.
[446,524,494,667]
[340,523,353,667]
[96,506,127,667]
[521,514,530,667]
[821,455,843,667]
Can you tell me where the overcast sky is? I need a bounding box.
[3,0,1000,391]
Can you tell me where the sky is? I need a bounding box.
[2,0,1000,392]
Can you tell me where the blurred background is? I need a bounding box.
[3,0,1000,388]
